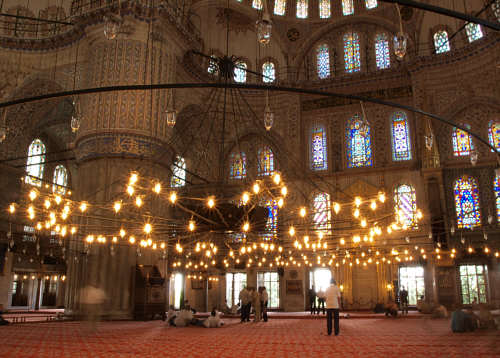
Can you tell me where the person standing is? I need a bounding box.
[317,289,326,315]
[260,287,269,322]
[325,278,341,336]
[400,287,409,315]
[309,287,317,315]
[239,286,250,322]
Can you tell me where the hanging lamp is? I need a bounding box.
[165,89,177,128]
[358,101,369,137]
[264,89,274,131]
[0,109,7,143]
[256,0,272,45]
[104,0,122,40]
[71,98,81,133]
[393,4,408,60]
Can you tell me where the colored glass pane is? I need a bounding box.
[454,176,481,229]
[342,0,354,15]
[391,112,412,161]
[253,0,263,10]
[311,125,328,170]
[312,192,331,234]
[208,56,218,74]
[394,184,417,228]
[25,139,46,187]
[316,44,330,79]
[262,62,275,83]
[488,121,500,152]
[230,152,246,179]
[52,165,68,195]
[297,0,308,19]
[375,33,390,69]
[495,175,500,221]
[264,198,278,240]
[347,116,372,168]
[465,23,483,42]
[365,0,377,9]
[319,0,331,18]
[234,61,247,83]
[171,156,186,187]
[274,0,286,15]
[434,30,450,53]
[344,32,361,73]
[258,147,275,176]
[452,125,474,156]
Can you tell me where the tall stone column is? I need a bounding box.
[65,23,176,319]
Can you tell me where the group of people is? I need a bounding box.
[309,288,327,315]
[166,304,223,328]
[238,286,269,323]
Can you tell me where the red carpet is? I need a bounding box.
[0,318,498,357]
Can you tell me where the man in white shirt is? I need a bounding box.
[239,286,251,322]
[325,278,341,336]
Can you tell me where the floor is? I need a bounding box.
[0,318,499,357]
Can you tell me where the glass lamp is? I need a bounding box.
[256,13,272,45]
[104,15,122,40]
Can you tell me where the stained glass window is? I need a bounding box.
[234,61,247,83]
[171,156,186,187]
[312,192,332,234]
[311,125,328,170]
[391,111,412,161]
[230,152,246,179]
[394,184,417,228]
[365,0,377,9]
[274,0,286,15]
[452,125,474,157]
[433,30,450,53]
[493,0,500,22]
[319,0,331,18]
[342,0,354,15]
[375,33,390,69]
[488,121,500,152]
[25,139,46,187]
[208,55,218,74]
[258,147,275,176]
[495,175,500,221]
[52,165,68,195]
[465,23,483,43]
[459,265,488,304]
[347,115,372,168]
[253,0,263,10]
[454,175,481,229]
[262,62,275,83]
[344,32,361,73]
[316,44,330,79]
[297,0,308,19]
[264,198,278,239]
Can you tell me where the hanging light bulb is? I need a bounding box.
[104,14,122,40]
[71,99,81,133]
[165,109,177,128]
[264,95,274,131]
[256,12,272,45]
[470,149,478,166]
[425,134,434,151]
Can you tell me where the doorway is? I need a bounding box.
[169,273,184,309]
[309,268,332,293]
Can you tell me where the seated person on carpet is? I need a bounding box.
[477,304,495,329]
[203,309,224,328]
[0,304,8,325]
[432,304,448,318]
[385,300,398,317]
[167,305,177,326]
[174,305,194,327]
[416,295,425,312]
[451,305,477,333]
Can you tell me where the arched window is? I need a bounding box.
[266,199,278,239]
[433,30,451,53]
[234,61,247,83]
[274,0,286,15]
[342,0,354,15]
[488,121,500,152]
[391,111,412,161]
[262,62,275,83]
[171,156,186,187]
[310,125,328,170]
[297,0,308,19]
[319,0,331,18]
[493,175,500,223]
[25,139,46,187]
[316,44,330,79]
[312,192,332,234]
[346,115,372,168]
[452,125,474,157]
[493,0,500,22]
[258,147,275,176]
[454,175,481,228]
[52,165,68,194]
[365,0,377,9]
[375,33,390,69]
[344,32,361,73]
[230,152,246,179]
[394,184,417,228]
[465,23,483,42]
[252,0,263,10]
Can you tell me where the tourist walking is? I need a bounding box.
[239,286,251,322]
[260,287,269,322]
[325,278,341,336]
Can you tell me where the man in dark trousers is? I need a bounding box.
[325,278,341,335]
[309,287,317,314]
[400,287,409,315]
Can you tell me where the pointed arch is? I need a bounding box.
[433,30,450,53]
[25,139,46,187]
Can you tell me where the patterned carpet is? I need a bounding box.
[0,318,499,357]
